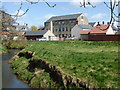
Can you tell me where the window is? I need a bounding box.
[59,34,61,37]
[81,16,84,19]
[58,22,61,25]
[56,29,57,32]
[66,21,69,25]
[62,28,64,31]
[59,28,61,31]
[53,28,54,32]
[70,28,71,31]
[66,27,68,31]
[61,21,65,25]
[81,21,84,24]
[68,28,71,31]
[62,34,64,37]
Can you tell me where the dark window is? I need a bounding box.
[62,28,64,31]
[56,29,57,31]
[66,21,69,25]
[53,28,54,32]
[81,16,84,19]
[62,34,64,37]
[59,28,61,31]
[59,34,61,37]
[70,28,71,31]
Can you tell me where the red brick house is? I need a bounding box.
[80,22,120,41]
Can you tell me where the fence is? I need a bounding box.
[88,35,120,41]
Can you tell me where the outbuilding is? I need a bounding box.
[24,30,55,40]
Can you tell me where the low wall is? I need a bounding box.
[88,35,120,41]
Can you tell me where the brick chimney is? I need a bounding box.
[112,23,114,26]
[102,21,104,25]
[26,24,28,26]
[97,22,100,26]
[107,22,110,25]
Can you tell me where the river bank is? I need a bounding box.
[9,41,119,88]
[1,50,30,88]
[1,40,28,55]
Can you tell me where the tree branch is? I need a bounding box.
[26,0,40,4]
[43,0,56,7]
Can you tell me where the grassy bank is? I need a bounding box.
[0,44,8,54]
[2,40,28,49]
[0,40,28,54]
[10,41,119,88]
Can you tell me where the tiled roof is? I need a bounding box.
[45,13,82,22]
[77,24,92,29]
[80,25,108,35]
[80,30,90,34]
[25,30,48,36]
[90,25,108,34]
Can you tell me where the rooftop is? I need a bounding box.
[77,24,92,29]
[45,13,82,22]
[25,30,48,36]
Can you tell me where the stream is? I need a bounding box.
[0,50,31,89]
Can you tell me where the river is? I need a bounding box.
[0,50,30,89]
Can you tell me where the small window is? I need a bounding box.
[56,29,57,31]
[66,27,68,31]
[61,28,64,31]
[53,28,54,32]
[81,16,84,19]
[59,34,61,37]
[58,22,61,25]
[59,28,61,31]
[62,21,65,25]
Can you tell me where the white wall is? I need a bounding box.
[106,26,115,35]
[44,30,55,40]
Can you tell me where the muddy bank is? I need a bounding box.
[9,51,97,88]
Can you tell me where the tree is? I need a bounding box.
[31,26,38,31]
[79,0,120,30]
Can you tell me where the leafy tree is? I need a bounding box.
[31,26,38,31]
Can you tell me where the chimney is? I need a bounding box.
[107,22,110,25]
[102,21,104,25]
[97,22,100,26]
[26,24,28,26]
[112,23,114,26]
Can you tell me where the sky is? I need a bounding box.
[0,0,118,28]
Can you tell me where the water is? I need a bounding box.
[0,50,30,89]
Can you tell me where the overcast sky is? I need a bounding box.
[1,0,118,28]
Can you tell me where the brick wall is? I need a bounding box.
[88,35,120,41]
[26,35,43,40]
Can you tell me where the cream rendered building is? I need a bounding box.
[44,13,88,37]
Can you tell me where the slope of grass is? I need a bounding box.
[11,41,119,88]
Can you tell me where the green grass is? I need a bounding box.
[10,41,119,88]
[0,44,8,54]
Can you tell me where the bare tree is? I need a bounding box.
[79,0,120,30]
[0,0,56,40]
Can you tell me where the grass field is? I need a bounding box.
[10,41,119,88]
